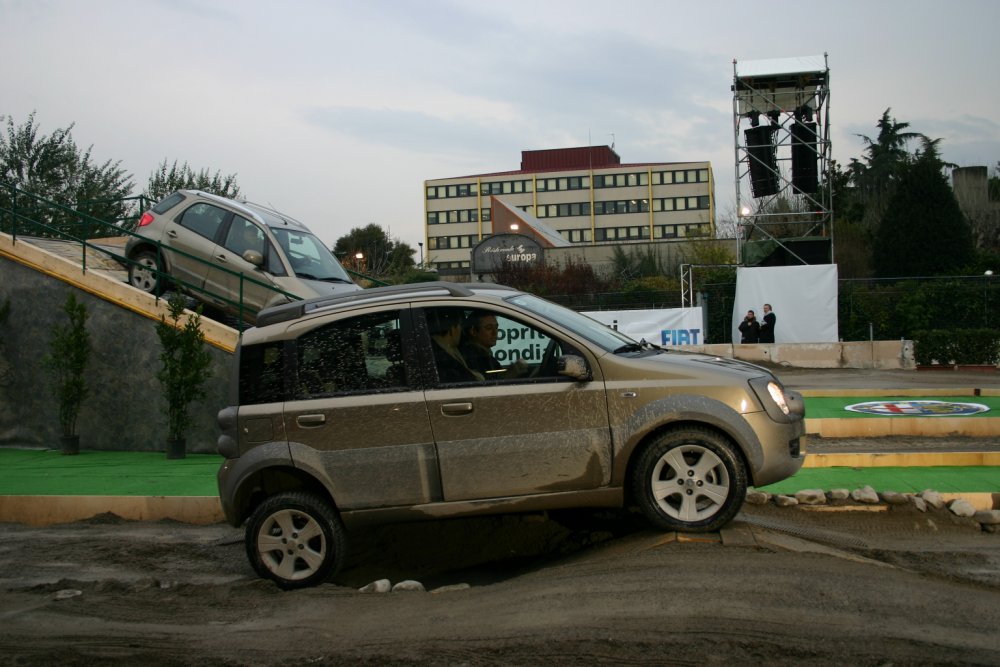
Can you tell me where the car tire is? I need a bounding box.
[631,427,747,533]
[245,491,347,590]
[128,250,163,293]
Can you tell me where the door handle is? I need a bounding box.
[440,402,473,416]
[296,414,326,427]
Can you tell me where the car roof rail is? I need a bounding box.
[254,281,484,328]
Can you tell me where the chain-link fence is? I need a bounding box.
[546,274,999,344]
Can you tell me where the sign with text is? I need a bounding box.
[471,234,543,274]
[582,308,704,347]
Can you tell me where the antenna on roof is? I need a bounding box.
[609,133,615,150]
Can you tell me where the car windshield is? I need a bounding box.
[506,293,640,353]
[270,228,353,283]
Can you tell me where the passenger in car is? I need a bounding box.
[427,309,484,383]
[461,311,528,379]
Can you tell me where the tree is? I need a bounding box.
[156,293,213,458]
[873,141,974,278]
[332,223,415,278]
[0,112,133,237]
[848,109,925,232]
[143,159,241,202]
[43,293,91,452]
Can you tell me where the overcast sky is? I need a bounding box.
[3,0,999,255]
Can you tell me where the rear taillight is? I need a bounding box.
[137,212,154,227]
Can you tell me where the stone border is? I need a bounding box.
[746,487,1000,532]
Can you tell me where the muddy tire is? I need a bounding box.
[245,491,346,589]
[128,250,163,293]
[632,427,747,533]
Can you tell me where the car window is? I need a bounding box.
[152,191,186,214]
[295,311,407,398]
[424,306,573,386]
[507,293,635,352]
[219,217,286,275]
[223,217,265,257]
[270,227,352,282]
[177,203,228,241]
[238,341,285,405]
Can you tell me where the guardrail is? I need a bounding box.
[0,184,305,327]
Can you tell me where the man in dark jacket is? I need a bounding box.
[759,303,776,343]
[738,309,760,344]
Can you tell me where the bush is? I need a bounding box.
[913,329,1000,366]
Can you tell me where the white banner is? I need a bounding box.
[733,265,839,343]
[582,308,704,346]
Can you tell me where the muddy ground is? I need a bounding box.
[1,502,998,666]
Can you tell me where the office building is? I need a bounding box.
[423,146,715,276]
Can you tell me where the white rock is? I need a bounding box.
[919,489,945,509]
[392,580,426,592]
[911,496,928,513]
[973,510,1000,525]
[881,491,909,506]
[948,499,976,518]
[359,579,392,594]
[745,490,770,505]
[851,485,880,504]
[828,489,850,501]
[774,495,799,507]
[794,489,826,505]
[430,583,471,594]
[54,589,82,600]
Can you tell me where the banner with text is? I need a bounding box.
[582,308,704,346]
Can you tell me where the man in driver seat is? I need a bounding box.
[460,310,528,379]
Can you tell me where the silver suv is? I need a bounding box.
[125,190,359,322]
[217,282,806,588]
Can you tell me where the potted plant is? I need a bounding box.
[44,292,91,455]
[156,293,213,459]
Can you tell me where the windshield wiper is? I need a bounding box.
[613,339,662,354]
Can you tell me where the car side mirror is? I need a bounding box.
[242,250,264,267]
[557,354,591,381]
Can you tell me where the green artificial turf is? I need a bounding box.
[759,465,1000,494]
[802,395,1000,419]
[2,448,998,499]
[0,449,221,496]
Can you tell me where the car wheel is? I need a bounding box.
[245,491,347,589]
[128,250,163,293]
[631,427,747,533]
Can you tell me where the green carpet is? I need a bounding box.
[1,448,998,499]
[0,449,221,496]
[803,395,1000,419]
[759,465,1000,494]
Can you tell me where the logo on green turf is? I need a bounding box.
[844,400,990,416]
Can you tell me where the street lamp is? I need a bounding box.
[354,251,364,273]
[418,242,423,267]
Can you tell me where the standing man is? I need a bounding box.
[738,310,760,344]
[759,303,776,343]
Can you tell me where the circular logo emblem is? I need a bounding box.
[844,400,990,417]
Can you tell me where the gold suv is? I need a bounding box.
[217,282,805,588]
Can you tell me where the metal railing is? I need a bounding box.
[0,184,304,327]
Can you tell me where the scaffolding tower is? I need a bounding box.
[733,54,832,267]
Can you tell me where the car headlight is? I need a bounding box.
[749,377,805,423]
[766,381,790,415]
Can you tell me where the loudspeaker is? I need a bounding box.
[745,125,778,198]
[791,121,818,194]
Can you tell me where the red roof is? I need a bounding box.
[520,146,621,171]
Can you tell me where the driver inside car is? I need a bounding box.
[460,310,528,379]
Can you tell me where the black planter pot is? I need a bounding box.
[166,437,186,460]
[60,435,80,456]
